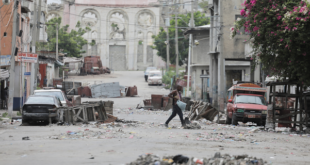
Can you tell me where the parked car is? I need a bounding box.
[22,95,61,123]
[144,67,157,82]
[226,93,268,126]
[148,70,162,86]
[34,89,72,107]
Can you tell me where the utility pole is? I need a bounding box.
[30,0,37,94]
[175,0,179,77]
[56,23,59,78]
[8,1,18,116]
[36,0,42,41]
[186,0,194,97]
[33,0,42,90]
[165,0,170,72]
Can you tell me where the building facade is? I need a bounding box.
[47,0,165,71]
[184,25,210,101]
[208,0,252,110]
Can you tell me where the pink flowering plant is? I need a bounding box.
[232,0,310,85]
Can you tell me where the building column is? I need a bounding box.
[143,30,147,64]
[217,54,225,111]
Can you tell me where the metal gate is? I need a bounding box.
[109,45,126,71]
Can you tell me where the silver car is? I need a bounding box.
[34,89,71,107]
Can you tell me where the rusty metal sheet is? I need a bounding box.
[151,94,163,109]
[126,86,138,97]
[78,86,92,98]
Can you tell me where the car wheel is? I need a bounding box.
[257,120,266,126]
[232,113,238,125]
[225,115,232,124]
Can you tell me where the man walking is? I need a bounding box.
[165,85,185,127]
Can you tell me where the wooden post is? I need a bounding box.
[299,88,303,132]
[305,94,308,128]
[272,84,276,130]
[294,85,299,128]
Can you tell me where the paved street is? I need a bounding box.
[0,71,310,165]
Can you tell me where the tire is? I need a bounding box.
[257,120,266,127]
[232,113,238,125]
[225,115,232,124]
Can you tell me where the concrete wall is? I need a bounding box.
[221,0,248,58]
[189,29,210,100]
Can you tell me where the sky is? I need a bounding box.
[47,0,61,4]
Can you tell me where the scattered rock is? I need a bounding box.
[184,122,201,129]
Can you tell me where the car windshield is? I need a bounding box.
[26,97,55,104]
[235,95,267,105]
[146,67,156,72]
[149,73,161,77]
[34,91,65,101]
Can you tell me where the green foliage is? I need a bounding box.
[90,40,96,46]
[111,23,119,30]
[152,11,210,65]
[37,17,90,58]
[138,40,143,45]
[16,111,22,116]
[198,0,209,12]
[162,67,177,89]
[2,112,8,117]
[232,0,310,86]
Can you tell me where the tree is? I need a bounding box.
[198,0,209,13]
[152,11,209,66]
[37,17,90,58]
[232,0,310,86]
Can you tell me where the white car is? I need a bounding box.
[144,67,157,82]
[148,70,162,86]
[34,89,71,107]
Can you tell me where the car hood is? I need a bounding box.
[235,103,267,110]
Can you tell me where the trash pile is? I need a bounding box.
[127,152,267,165]
[187,101,225,123]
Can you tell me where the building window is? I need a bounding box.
[3,32,7,37]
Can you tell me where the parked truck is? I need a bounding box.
[225,82,268,126]
[80,56,111,75]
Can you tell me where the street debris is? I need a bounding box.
[187,101,224,123]
[184,121,201,129]
[22,136,30,140]
[127,152,267,165]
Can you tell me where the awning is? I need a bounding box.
[63,57,83,63]
[0,69,9,80]
[55,60,64,67]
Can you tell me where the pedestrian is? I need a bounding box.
[165,85,185,127]
[3,86,8,109]
[43,76,47,87]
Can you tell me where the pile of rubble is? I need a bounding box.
[127,152,267,165]
[187,101,226,124]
